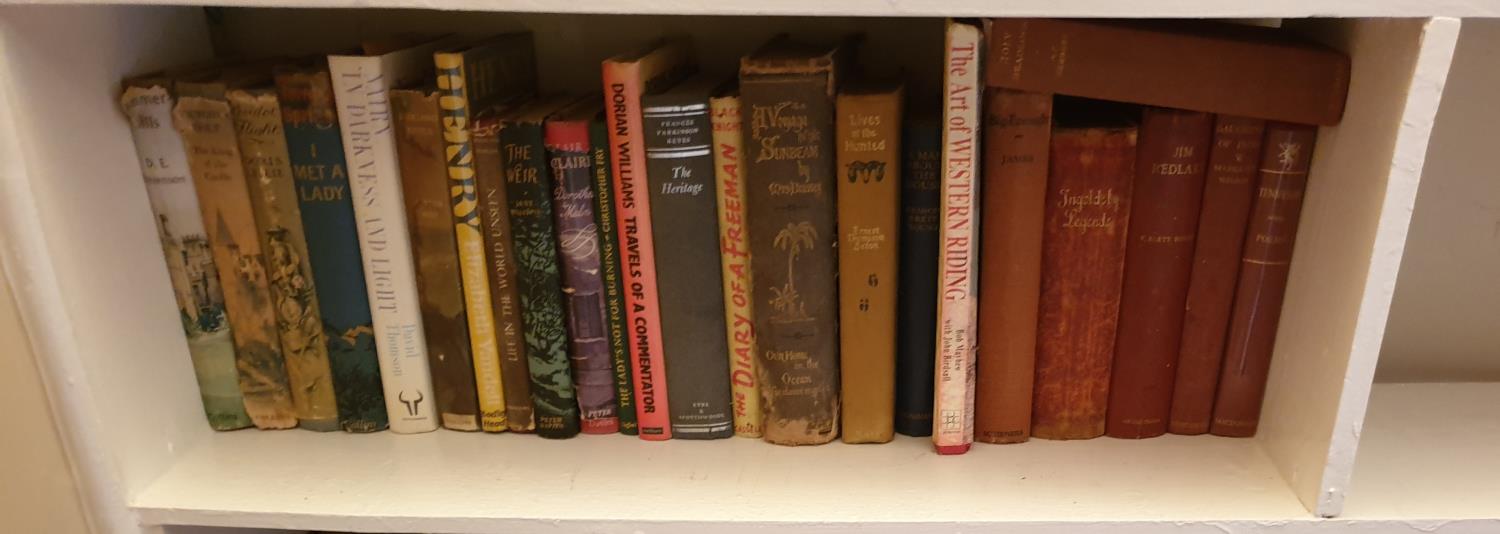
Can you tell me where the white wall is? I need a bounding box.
[1377,19,1500,382]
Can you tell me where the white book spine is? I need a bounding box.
[934,19,983,454]
[328,54,439,434]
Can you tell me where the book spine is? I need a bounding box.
[122,86,253,431]
[436,53,509,433]
[645,97,734,440]
[835,88,903,444]
[589,119,639,435]
[1211,123,1316,437]
[974,88,1051,444]
[390,89,481,431]
[741,75,840,447]
[895,119,940,438]
[173,95,297,430]
[1032,125,1136,440]
[934,19,983,455]
[602,63,672,439]
[545,119,620,435]
[475,120,536,432]
[1106,108,1213,439]
[327,56,438,434]
[504,118,582,439]
[228,89,342,432]
[710,94,762,438]
[276,69,388,432]
[1169,116,1265,435]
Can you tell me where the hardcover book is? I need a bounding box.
[974,88,1051,444]
[1032,99,1136,440]
[121,81,252,431]
[275,62,388,433]
[392,86,481,431]
[327,38,451,433]
[228,87,342,432]
[474,108,536,432]
[934,19,984,454]
[1170,116,1265,435]
[710,88,763,438]
[502,96,584,439]
[740,35,846,446]
[985,19,1350,125]
[173,75,297,429]
[545,98,621,435]
[589,118,639,435]
[835,80,903,444]
[1106,108,1213,439]
[434,32,539,432]
[895,114,940,438]
[601,38,695,440]
[644,74,735,440]
[1211,122,1317,438]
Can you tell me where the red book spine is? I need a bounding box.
[1168,116,1265,435]
[603,62,672,439]
[1211,122,1316,437]
[1105,108,1213,439]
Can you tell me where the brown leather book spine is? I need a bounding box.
[391,88,481,431]
[1168,115,1265,435]
[1032,124,1135,440]
[1211,122,1316,437]
[1105,108,1213,439]
[974,88,1051,444]
[985,19,1349,125]
[474,114,535,432]
[835,83,903,444]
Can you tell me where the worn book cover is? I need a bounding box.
[474,109,536,432]
[740,35,847,446]
[174,77,297,430]
[121,82,252,431]
[601,38,695,439]
[545,98,621,435]
[588,118,639,435]
[974,88,1051,444]
[1106,108,1213,439]
[644,74,735,440]
[435,32,539,432]
[1170,115,1265,435]
[710,88,763,438]
[502,96,584,439]
[835,80,903,444]
[895,114,940,438]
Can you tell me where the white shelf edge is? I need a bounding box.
[4,0,1500,18]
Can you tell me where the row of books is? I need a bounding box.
[120,18,1348,451]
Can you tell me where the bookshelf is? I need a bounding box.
[0,3,1482,534]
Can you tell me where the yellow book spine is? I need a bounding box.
[710,93,763,438]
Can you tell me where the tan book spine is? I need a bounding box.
[710,92,763,438]
[836,84,903,444]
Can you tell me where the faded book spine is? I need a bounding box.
[934,19,983,455]
[504,116,582,439]
[1211,123,1316,438]
[974,88,1051,444]
[327,55,438,434]
[391,89,481,431]
[741,74,840,446]
[1106,108,1213,439]
[276,67,388,432]
[228,89,342,432]
[1170,116,1265,435]
[895,117,940,437]
[436,53,508,433]
[545,118,620,435]
[835,85,903,444]
[589,119,639,435]
[1032,125,1136,440]
[710,93,762,438]
[122,85,252,431]
[174,95,297,429]
[645,93,734,440]
[475,116,535,432]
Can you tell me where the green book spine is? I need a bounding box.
[589,119,638,435]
